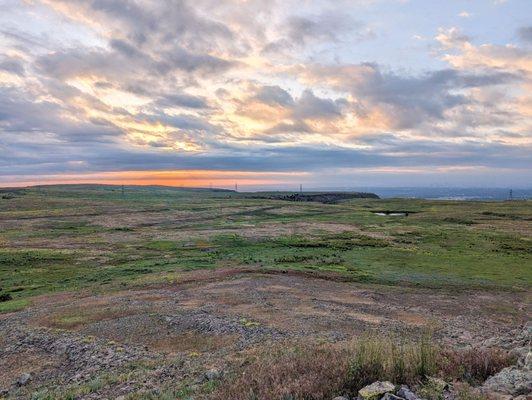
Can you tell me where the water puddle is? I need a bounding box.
[373,211,409,217]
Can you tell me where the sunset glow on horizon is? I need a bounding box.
[1,0,531,188]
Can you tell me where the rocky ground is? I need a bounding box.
[0,268,529,399]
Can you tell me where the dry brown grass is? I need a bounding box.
[439,347,516,385]
[209,337,514,400]
[211,342,351,400]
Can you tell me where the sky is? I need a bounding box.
[0,0,531,189]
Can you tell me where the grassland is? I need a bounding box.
[0,185,530,399]
[0,185,530,313]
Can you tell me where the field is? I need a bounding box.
[0,185,530,399]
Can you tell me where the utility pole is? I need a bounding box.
[508,189,513,201]
[121,184,124,197]
[235,182,238,192]
[299,184,302,194]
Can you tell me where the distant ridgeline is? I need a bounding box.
[255,192,380,204]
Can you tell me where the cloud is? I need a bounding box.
[265,121,313,134]
[518,26,532,44]
[0,0,530,187]
[293,90,344,120]
[0,87,123,143]
[435,27,471,49]
[285,12,370,45]
[253,86,295,107]
[262,10,374,54]
[153,93,210,110]
[0,57,25,76]
[297,63,520,130]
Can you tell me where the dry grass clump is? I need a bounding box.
[211,343,351,400]
[346,336,438,391]
[439,347,515,385]
[210,336,514,400]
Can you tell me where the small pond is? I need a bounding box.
[372,211,410,216]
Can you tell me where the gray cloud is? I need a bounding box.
[139,112,217,133]
[0,57,25,76]
[253,86,295,107]
[265,121,313,134]
[2,135,530,177]
[293,90,344,119]
[518,26,532,44]
[0,87,123,143]
[263,10,374,54]
[306,63,521,129]
[154,93,210,110]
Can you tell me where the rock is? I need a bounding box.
[483,366,532,396]
[396,385,418,400]
[0,388,9,396]
[524,350,532,369]
[381,394,403,400]
[16,373,31,386]
[204,369,221,381]
[359,381,396,400]
[332,397,350,400]
[510,347,530,367]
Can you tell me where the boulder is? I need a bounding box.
[204,369,221,381]
[396,385,418,400]
[483,366,532,396]
[358,381,396,400]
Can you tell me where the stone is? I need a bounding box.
[524,350,532,369]
[358,381,396,400]
[381,394,403,400]
[483,366,532,396]
[16,373,31,386]
[510,347,530,367]
[204,369,221,381]
[396,385,418,400]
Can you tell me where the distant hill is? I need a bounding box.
[250,192,380,204]
[3,184,236,193]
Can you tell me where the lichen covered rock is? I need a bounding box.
[358,381,395,400]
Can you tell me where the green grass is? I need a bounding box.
[0,185,530,312]
[0,298,29,313]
